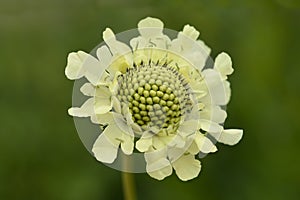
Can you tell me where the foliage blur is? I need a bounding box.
[1,0,300,199]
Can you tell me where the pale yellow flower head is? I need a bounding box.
[65,17,243,181]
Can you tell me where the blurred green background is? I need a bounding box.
[1,0,300,199]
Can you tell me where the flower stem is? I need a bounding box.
[122,172,137,200]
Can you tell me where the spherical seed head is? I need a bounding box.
[116,61,192,132]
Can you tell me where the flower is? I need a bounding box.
[65,17,243,181]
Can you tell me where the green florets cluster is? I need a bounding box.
[117,61,191,131]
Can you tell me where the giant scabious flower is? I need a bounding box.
[65,17,243,181]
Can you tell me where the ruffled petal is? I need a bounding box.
[68,98,94,117]
[187,141,200,155]
[152,135,167,150]
[224,80,231,105]
[214,52,233,80]
[111,96,121,114]
[194,132,217,153]
[138,17,164,38]
[179,24,199,41]
[145,149,172,180]
[82,54,106,85]
[200,105,227,124]
[202,69,228,105]
[196,40,211,57]
[96,45,113,67]
[94,112,114,125]
[130,33,171,51]
[199,119,223,133]
[167,146,187,162]
[92,132,119,163]
[112,113,134,136]
[122,106,142,133]
[166,134,186,148]
[182,49,208,71]
[65,51,89,80]
[174,25,199,51]
[210,129,243,145]
[99,112,133,141]
[172,154,201,181]
[136,132,153,152]
[65,51,88,80]
[147,159,173,180]
[120,133,134,155]
[94,86,112,115]
[80,83,95,96]
[103,28,132,56]
[98,119,124,145]
[92,112,135,162]
[130,37,147,50]
[91,114,100,124]
[102,28,132,74]
[167,135,197,161]
[177,120,199,137]
[170,28,209,71]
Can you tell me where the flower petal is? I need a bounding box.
[96,45,113,67]
[65,51,88,80]
[146,159,172,180]
[214,52,233,80]
[182,49,208,71]
[120,133,134,155]
[103,28,132,56]
[199,119,223,133]
[167,134,186,148]
[98,119,124,145]
[196,40,211,56]
[177,120,199,137]
[202,69,228,105]
[175,25,200,50]
[80,83,95,96]
[194,132,217,153]
[68,98,94,117]
[200,105,227,124]
[92,132,119,163]
[82,54,106,85]
[130,30,171,51]
[94,112,115,125]
[97,112,133,137]
[112,113,134,137]
[145,149,172,180]
[170,35,209,71]
[111,96,121,114]
[211,129,243,145]
[179,24,199,40]
[138,17,164,38]
[136,132,153,152]
[167,146,186,162]
[172,154,201,181]
[94,86,112,115]
[145,148,167,163]
[93,112,135,161]
[224,80,231,105]
[152,135,167,150]
[130,37,147,50]
[187,141,200,155]
[91,114,100,124]
[122,106,143,133]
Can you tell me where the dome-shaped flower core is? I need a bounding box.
[116,60,192,133]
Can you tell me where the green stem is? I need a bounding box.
[122,172,137,200]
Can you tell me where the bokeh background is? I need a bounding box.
[1,0,300,199]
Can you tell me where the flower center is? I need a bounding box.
[117,61,191,132]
